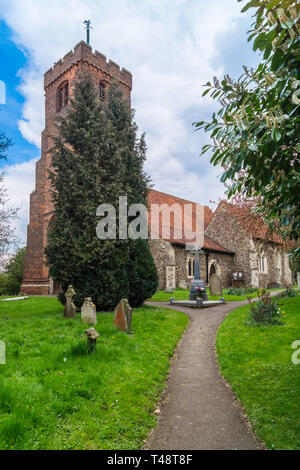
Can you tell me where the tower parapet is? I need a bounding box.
[44,41,132,91]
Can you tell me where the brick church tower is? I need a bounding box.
[21,41,132,295]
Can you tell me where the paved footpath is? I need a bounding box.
[145,295,281,450]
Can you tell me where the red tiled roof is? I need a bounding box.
[147,190,234,254]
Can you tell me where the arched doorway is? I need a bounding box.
[208,259,219,279]
[210,263,216,277]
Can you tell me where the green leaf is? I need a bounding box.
[266,0,283,10]
[194,121,205,128]
[202,89,210,97]
[271,49,285,72]
[263,42,273,60]
[249,144,258,151]
[253,33,267,52]
[201,145,211,155]
[241,1,261,13]
[271,127,281,142]
[211,127,221,138]
[220,172,228,183]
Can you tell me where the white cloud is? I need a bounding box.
[3,158,37,243]
[0,0,249,241]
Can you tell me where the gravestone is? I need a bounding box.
[114,299,133,331]
[179,280,188,290]
[0,340,5,365]
[165,266,176,293]
[64,285,76,319]
[85,328,100,353]
[81,298,97,325]
[210,274,223,296]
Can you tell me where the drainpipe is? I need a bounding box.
[206,252,209,284]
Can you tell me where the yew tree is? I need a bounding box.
[45,75,158,310]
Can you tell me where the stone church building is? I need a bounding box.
[20,41,292,295]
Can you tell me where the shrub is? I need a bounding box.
[267,281,281,289]
[247,290,284,326]
[245,287,257,294]
[282,284,298,298]
[0,273,8,296]
[226,287,245,296]
[226,286,256,296]
[0,248,26,296]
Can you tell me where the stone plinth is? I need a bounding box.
[170,298,225,309]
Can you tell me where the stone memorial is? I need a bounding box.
[189,249,208,301]
[114,299,133,331]
[64,285,76,319]
[165,265,176,293]
[81,297,97,325]
[85,327,100,353]
[210,274,223,296]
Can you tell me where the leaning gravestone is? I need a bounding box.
[210,274,223,296]
[64,285,76,319]
[114,299,133,331]
[81,298,97,325]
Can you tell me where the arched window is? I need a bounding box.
[187,256,195,278]
[258,253,268,273]
[56,81,69,112]
[99,82,106,102]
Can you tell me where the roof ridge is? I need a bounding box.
[149,189,212,211]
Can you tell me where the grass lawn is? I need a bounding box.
[150,287,284,302]
[216,296,300,450]
[0,297,188,450]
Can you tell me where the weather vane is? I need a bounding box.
[83,20,92,45]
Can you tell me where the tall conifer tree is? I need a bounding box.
[45,75,157,310]
[106,84,158,306]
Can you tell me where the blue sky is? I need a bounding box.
[0,20,40,166]
[0,0,259,243]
